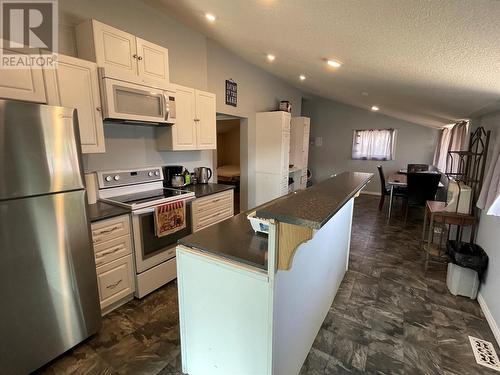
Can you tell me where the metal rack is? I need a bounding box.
[445,126,491,215]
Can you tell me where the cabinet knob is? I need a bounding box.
[137,56,143,60]
[96,106,101,112]
[133,54,138,59]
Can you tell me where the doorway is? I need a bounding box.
[214,115,243,214]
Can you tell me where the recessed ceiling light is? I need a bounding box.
[327,59,342,68]
[267,54,275,62]
[205,13,216,22]
[299,75,306,81]
[371,106,379,111]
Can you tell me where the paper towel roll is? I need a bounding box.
[85,173,98,204]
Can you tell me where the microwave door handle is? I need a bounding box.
[163,93,170,122]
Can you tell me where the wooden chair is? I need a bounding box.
[377,165,407,211]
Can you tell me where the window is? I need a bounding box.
[352,129,396,160]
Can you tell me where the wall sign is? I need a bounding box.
[225,79,237,107]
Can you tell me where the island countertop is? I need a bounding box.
[256,172,373,229]
[178,171,372,271]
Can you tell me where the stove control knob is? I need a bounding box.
[105,175,112,182]
[154,171,159,176]
[148,171,154,177]
[114,175,120,181]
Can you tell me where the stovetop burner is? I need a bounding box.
[108,188,189,205]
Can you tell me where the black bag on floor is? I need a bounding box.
[447,240,489,278]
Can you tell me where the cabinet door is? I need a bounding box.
[0,44,46,102]
[45,54,105,153]
[172,85,197,150]
[195,90,216,150]
[136,37,169,84]
[92,20,137,77]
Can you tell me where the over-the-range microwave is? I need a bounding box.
[99,70,176,125]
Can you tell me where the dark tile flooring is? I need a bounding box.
[38,195,499,375]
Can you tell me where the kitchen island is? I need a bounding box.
[176,172,373,375]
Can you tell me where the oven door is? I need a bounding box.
[101,77,172,124]
[132,202,192,273]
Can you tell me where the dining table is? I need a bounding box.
[386,172,444,222]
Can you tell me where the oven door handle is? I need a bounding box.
[132,197,195,216]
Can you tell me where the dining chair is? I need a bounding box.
[404,172,441,222]
[407,164,429,173]
[377,165,407,211]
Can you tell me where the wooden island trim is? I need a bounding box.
[277,222,313,270]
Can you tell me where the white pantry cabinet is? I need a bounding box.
[156,84,216,150]
[76,19,169,86]
[290,116,310,190]
[255,111,291,205]
[0,42,46,103]
[44,54,105,153]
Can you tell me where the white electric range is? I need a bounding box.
[97,167,195,298]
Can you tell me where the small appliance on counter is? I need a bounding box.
[194,167,212,184]
[163,165,184,187]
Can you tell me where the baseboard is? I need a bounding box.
[477,292,500,347]
[360,190,381,196]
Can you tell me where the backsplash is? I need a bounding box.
[82,122,213,173]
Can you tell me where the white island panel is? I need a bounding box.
[177,247,272,375]
[272,198,353,375]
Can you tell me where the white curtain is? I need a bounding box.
[477,138,500,216]
[433,121,469,172]
[352,129,395,160]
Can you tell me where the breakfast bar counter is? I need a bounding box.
[176,172,373,375]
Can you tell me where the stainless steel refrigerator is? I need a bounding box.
[0,100,101,374]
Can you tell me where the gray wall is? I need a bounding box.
[302,96,439,192]
[58,0,303,209]
[473,112,500,341]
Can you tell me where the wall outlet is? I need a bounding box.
[315,137,323,147]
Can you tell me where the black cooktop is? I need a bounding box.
[108,188,190,205]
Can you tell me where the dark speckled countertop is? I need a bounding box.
[182,183,234,198]
[178,209,269,271]
[178,171,372,271]
[87,201,130,222]
[257,172,373,229]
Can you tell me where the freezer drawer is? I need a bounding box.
[0,190,101,374]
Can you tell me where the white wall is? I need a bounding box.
[474,111,500,343]
[302,96,439,192]
[58,0,303,209]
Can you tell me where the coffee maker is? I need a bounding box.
[163,165,184,187]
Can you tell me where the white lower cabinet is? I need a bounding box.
[192,190,234,232]
[91,214,135,314]
[96,255,135,310]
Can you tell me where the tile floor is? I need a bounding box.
[38,195,499,375]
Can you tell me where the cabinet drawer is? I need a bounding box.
[195,207,234,232]
[91,215,130,244]
[96,254,135,309]
[194,190,233,211]
[94,234,132,267]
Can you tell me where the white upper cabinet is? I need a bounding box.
[195,90,217,150]
[44,54,105,153]
[76,20,169,86]
[136,37,169,84]
[157,85,216,151]
[0,42,46,103]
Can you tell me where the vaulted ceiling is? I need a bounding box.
[148,0,500,128]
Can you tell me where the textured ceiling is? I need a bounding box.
[147,0,500,128]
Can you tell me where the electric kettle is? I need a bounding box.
[194,167,212,184]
